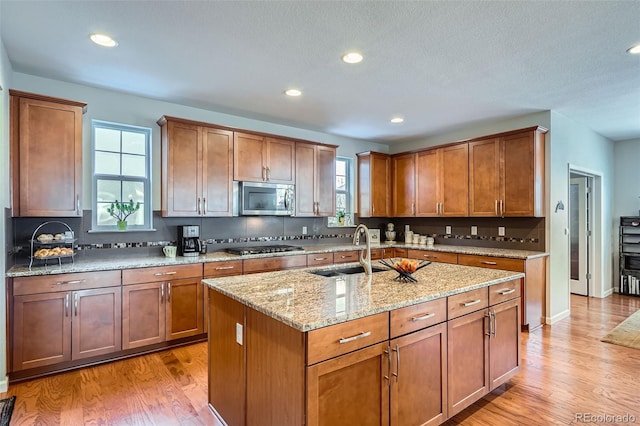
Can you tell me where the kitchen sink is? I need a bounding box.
[309,265,388,277]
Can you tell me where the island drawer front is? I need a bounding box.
[390,298,447,338]
[407,249,458,264]
[243,254,307,274]
[122,264,203,285]
[447,287,489,320]
[333,250,359,264]
[489,279,522,305]
[203,260,243,277]
[13,270,121,295]
[457,254,524,272]
[306,253,334,267]
[307,312,389,365]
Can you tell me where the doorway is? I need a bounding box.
[569,175,590,295]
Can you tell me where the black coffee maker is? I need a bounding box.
[177,225,202,257]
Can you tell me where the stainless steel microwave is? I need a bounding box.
[239,182,294,216]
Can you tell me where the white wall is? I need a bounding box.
[11,73,389,212]
[0,36,13,392]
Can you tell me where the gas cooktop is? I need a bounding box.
[225,244,304,256]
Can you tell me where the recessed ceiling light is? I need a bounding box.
[342,52,363,64]
[390,117,404,124]
[285,88,302,97]
[90,33,118,48]
[627,43,640,54]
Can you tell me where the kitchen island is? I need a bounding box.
[203,261,525,426]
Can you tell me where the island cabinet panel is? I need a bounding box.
[208,291,246,426]
[390,298,447,338]
[407,249,458,265]
[306,342,390,426]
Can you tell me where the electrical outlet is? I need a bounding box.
[498,226,505,236]
[302,226,307,235]
[236,323,243,345]
[446,226,452,235]
[471,226,478,236]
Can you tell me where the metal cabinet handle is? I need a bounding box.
[65,293,70,317]
[411,312,436,321]
[499,288,516,295]
[314,257,328,261]
[197,197,202,215]
[481,261,498,265]
[423,254,432,258]
[56,279,85,285]
[462,299,481,307]
[161,283,165,303]
[203,197,207,215]
[492,309,497,337]
[411,203,415,215]
[500,200,504,217]
[485,311,493,336]
[76,194,81,215]
[384,345,391,382]
[154,271,177,276]
[74,293,79,316]
[392,344,400,382]
[215,266,235,270]
[167,282,171,302]
[495,200,499,216]
[267,167,271,181]
[339,331,371,344]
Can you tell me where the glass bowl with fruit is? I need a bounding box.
[378,258,431,283]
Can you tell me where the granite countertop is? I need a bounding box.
[6,243,547,278]
[203,262,524,332]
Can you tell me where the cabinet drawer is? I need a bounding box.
[334,250,359,264]
[13,270,121,295]
[392,248,407,258]
[243,254,307,274]
[390,298,447,338]
[489,279,522,306]
[306,253,334,267]
[203,260,243,277]
[408,249,458,264]
[122,264,202,285]
[457,254,524,272]
[448,287,489,320]
[307,312,389,365]
[370,248,384,260]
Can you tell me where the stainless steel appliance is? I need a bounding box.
[225,244,303,256]
[239,182,294,216]
[178,225,202,257]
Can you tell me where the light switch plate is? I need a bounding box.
[498,226,506,236]
[446,226,452,235]
[471,226,478,236]
[369,229,380,245]
[236,323,243,345]
[302,226,307,235]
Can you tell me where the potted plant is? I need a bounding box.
[337,210,345,225]
[107,199,140,230]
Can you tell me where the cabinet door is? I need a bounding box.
[122,282,165,349]
[12,291,71,371]
[390,323,447,426]
[392,153,415,217]
[371,153,391,217]
[447,308,489,417]
[502,131,537,216]
[469,138,501,216]
[202,127,234,216]
[307,342,390,426]
[17,98,83,217]
[415,149,440,217]
[489,299,521,390]
[266,137,295,184]
[166,277,204,340]
[234,132,266,182]
[163,120,201,216]
[315,145,336,216]
[441,143,469,216]
[72,287,122,360]
[295,142,316,216]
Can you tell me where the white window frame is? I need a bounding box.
[91,120,153,232]
[328,156,355,227]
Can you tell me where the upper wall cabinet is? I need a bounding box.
[469,126,547,217]
[233,132,295,184]
[158,116,234,217]
[295,143,336,217]
[392,152,416,217]
[357,152,391,218]
[10,90,87,217]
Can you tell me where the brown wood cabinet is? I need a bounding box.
[357,151,391,217]
[415,149,440,216]
[408,249,458,264]
[11,270,121,372]
[158,116,234,217]
[233,132,295,184]
[296,142,336,216]
[392,152,416,216]
[10,90,86,217]
[469,127,547,217]
[122,264,203,349]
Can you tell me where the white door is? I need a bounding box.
[570,177,588,295]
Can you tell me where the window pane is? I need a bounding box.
[122,181,145,203]
[336,176,346,191]
[127,205,145,226]
[95,127,121,152]
[336,160,346,176]
[122,131,146,155]
[97,180,121,203]
[336,193,346,210]
[122,154,146,177]
[96,202,117,227]
[95,151,121,175]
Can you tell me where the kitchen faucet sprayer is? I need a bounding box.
[353,224,372,275]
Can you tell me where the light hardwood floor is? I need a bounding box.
[2,294,640,425]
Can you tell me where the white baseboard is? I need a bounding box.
[546,309,570,325]
[0,375,8,393]
[602,288,614,297]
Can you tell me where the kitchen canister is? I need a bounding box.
[405,230,413,243]
[413,233,420,244]
[419,236,427,246]
[426,237,434,248]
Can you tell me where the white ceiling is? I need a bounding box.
[1,1,639,144]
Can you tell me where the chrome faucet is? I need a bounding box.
[353,224,372,275]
